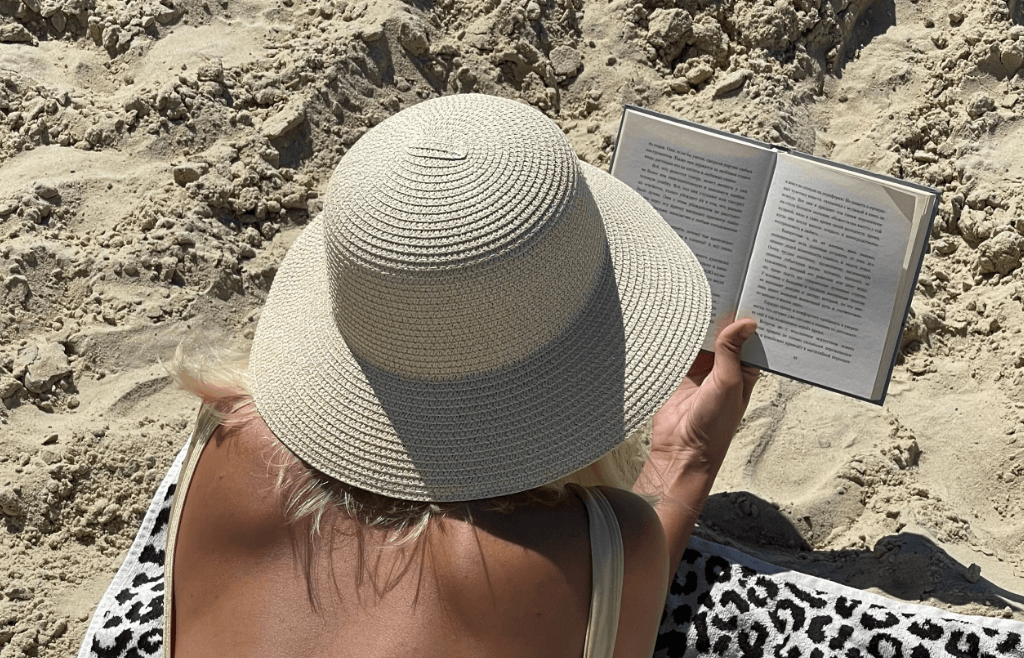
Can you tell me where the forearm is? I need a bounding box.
[635,319,759,588]
[633,452,723,578]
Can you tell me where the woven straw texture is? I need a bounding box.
[249,94,711,502]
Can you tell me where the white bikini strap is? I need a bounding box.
[576,486,625,658]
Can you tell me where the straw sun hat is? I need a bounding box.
[249,93,711,502]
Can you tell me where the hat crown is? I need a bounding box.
[320,94,608,379]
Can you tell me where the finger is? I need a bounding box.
[713,311,737,342]
[711,318,757,390]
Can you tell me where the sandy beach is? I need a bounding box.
[1,0,1023,652]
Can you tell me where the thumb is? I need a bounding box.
[711,318,757,389]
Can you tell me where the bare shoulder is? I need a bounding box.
[594,487,671,658]
[592,486,669,591]
[593,487,667,553]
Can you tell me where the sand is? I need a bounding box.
[1,0,1023,652]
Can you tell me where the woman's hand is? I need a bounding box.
[650,317,760,470]
[635,317,760,574]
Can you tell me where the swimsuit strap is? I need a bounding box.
[574,485,625,658]
[162,405,221,658]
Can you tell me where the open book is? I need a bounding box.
[609,106,938,403]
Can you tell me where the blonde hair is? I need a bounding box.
[167,338,653,607]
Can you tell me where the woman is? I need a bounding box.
[164,93,759,658]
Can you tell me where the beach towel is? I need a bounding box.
[655,538,1024,658]
[78,441,1024,658]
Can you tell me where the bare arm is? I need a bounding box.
[633,318,760,576]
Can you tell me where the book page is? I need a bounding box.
[736,153,927,400]
[610,109,776,349]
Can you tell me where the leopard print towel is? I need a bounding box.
[656,538,1024,657]
[75,443,186,658]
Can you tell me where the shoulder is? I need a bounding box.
[593,487,670,658]
[592,486,667,560]
[185,416,293,545]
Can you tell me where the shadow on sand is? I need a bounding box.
[831,0,898,79]
[696,490,1024,614]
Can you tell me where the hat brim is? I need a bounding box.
[249,161,711,502]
